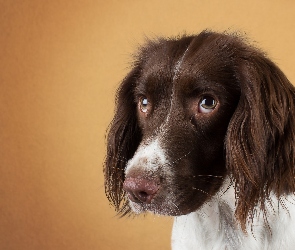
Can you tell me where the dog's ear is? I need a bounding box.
[104,66,142,216]
[226,50,295,229]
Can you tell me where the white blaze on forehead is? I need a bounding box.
[125,138,168,175]
[164,45,190,126]
[173,45,190,81]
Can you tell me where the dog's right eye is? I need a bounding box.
[138,96,150,114]
[198,96,217,114]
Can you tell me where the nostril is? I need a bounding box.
[123,177,159,204]
[137,191,149,202]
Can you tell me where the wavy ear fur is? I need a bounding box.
[104,67,142,216]
[226,49,295,229]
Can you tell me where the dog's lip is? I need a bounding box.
[127,192,141,203]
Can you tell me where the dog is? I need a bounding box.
[104,31,295,249]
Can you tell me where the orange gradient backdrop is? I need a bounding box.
[0,1,294,249]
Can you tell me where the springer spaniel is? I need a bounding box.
[104,31,295,249]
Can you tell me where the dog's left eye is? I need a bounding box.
[138,96,150,114]
[198,96,217,113]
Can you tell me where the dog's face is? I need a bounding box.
[105,31,295,227]
[123,38,240,215]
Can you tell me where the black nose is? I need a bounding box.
[123,177,159,203]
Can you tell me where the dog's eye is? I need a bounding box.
[198,96,217,113]
[139,96,150,114]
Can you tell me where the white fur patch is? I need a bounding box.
[165,46,190,125]
[171,179,295,250]
[173,46,190,81]
[125,137,172,214]
[125,138,168,175]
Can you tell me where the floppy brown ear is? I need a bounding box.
[226,50,295,229]
[104,66,142,216]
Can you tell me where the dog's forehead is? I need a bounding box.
[141,44,185,77]
[137,49,188,92]
[137,37,239,96]
[138,54,210,96]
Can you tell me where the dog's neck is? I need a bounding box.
[171,178,241,249]
[171,178,295,250]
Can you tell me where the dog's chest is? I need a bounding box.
[171,184,295,250]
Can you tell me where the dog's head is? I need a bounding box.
[104,31,295,228]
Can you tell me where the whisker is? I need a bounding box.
[219,181,233,198]
[170,201,181,214]
[195,175,224,178]
[193,188,209,195]
[169,150,193,165]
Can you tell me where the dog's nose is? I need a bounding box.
[123,177,159,203]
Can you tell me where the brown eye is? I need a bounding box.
[198,96,217,113]
[139,96,150,114]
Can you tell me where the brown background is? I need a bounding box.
[0,1,294,249]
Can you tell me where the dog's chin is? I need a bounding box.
[128,199,199,217]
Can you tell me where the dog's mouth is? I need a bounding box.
[123,176,169,215]
[126,192,203,217]
[123,176,181,215]
[123,178,202,216]
[127,196,184,216]
[123,173,226,216]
